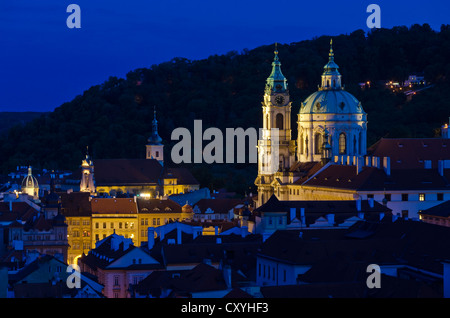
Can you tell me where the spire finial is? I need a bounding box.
[329,38,334,59]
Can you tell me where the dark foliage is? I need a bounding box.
[2,24,450,195]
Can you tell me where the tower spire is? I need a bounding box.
[148,106,162,145]
[320,38,342,90]
[265,43,287,94]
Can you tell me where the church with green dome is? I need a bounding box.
[255,40,368,207]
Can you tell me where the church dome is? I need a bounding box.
[22,167,39,190]
[299,89,364,115]
[299,39,365,116]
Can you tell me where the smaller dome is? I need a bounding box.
[22,167,39,190]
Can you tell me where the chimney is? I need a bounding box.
[326,214,335,226]
[438,160,444,177]
[383,157,391,176]
[160,226,165,241]
[369,197,374,208]
[290,208,296,222]
[223,265,232,289]
[356,198,362,211]
[392,214,398,222]
[147,227,155,250]
[193,226,203,240]
[177,227,182,244]
[241,226,248,238]
[214,226,219,235]
[300,208,306,226]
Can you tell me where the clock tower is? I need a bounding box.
[255,45,296,207]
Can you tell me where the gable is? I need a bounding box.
[106,247,160,269]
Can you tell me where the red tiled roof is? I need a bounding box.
[136,198,182,214]
[368,138,450,169]
[91,198,137,214]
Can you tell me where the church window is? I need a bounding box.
[358,132,362,155]
[265,115,269,129]
[314,133,322,155]
[300,134,304,154]
[276,113,284,130]
[339,133,347,154]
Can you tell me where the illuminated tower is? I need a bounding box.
[255,45,296,206]
[80,147,96,194]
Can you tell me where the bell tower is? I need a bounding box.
[80,146,95,194]
[255,45,296,207]
[146,108,164,166]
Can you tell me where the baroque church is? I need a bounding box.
[255,40,367,207]
[79,110,199,198]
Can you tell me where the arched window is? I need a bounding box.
[314,133,322,155]
[275,113,283,130]
[339,133,347,154]
[353,136,357,155]
[265,114,269,129]
[300,134,304,154]
[358,131,362,155]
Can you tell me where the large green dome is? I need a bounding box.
[299,89,365,115]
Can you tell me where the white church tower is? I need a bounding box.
[255,45,296,206]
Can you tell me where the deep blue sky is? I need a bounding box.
[0,0,449,112]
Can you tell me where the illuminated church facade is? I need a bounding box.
[255,40,367,207]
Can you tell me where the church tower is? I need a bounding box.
[297,39,367,162]
[146,108,164,166]
[80,147,96,194]
[255,45,296,207]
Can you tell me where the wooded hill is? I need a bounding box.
[2,24,450,195]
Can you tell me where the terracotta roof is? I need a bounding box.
[368,138,450,169]
[255,195,391,226]
[60,192,92,217]
[91,197,137,214]
[93,159,163,186]
[259,219,450,275]
[301,164,450,191]
[419,200,450,218]
[136,198,182,214]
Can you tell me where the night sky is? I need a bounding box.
[0,0,449,112]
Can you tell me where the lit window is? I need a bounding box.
[419,193,425,201]
[339,133,347,154]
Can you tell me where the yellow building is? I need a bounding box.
[90,197,139,247]
[136,198,193,246]
[60,192,93,265]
